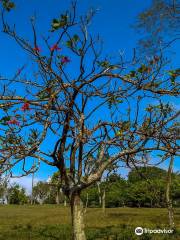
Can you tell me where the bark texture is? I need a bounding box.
[71,193,86,240]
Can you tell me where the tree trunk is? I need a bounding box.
[150,199,153,208]
[102,189,106,213]
[97,182,102,206]
[84,193,88,213]
[56,188,60,204]
[31,171,34,205]
[166,155,175,229]
[64,195,67,207]
[70,193,86,240]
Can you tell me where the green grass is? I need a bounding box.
[0,205,179,239]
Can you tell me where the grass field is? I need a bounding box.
[0,205,179,239]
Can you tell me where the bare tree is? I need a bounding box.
[0,2,179,239]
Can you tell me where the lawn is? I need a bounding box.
[0,205,179,239]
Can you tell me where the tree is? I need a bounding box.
[128,166,167,207]
[127,179,165,208]
[81,169,180,208]
[0,176,8,203]
[128,166,167,183]
[81,184,99,207]
[50,171,67,205]
[0,1,179,239]
[105,174,128,208]
[127,166,180,208]
[8,183,28,204]
[33,181,50,204]
[171,172,180,207]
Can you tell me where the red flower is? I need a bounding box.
[21,102,30,111]
[7,118,20,126]
[50,44,61,51]
[33,46,41,52]
[61,56,70,64]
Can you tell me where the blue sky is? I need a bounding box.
[0,0,152,76]
[0,0,179,186]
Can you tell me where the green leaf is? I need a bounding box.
[0,116,11,125]
[145,106,153,112]
[7,1,15,9]
[37,90,49,99]
[2,1,15,12]
[167,69,180,85]
[130,70,136,77]
[121,121,130,131]
[168,71,175,76]
[51,15,68,31]
[170,76,175,85]
[116,130,123,136]
[66,40,72,48]
[51,19,61,31]
[137,64,149,73]
[52,18,59,24]
[97,60,110,68]
[58,14,68,27]
[73,34,79,42]
[117,100,123,104]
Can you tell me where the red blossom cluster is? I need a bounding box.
[33,46,41,52]
[21,102,30,111]
[61,56,70,64]
[50,44,61,51]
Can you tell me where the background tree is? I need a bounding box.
[81,167,180,208]
[33,181,50,205]
[0,176,8,203]
[128,166,167,182]
[50,171,67,205]
[0,1,179,239]
[128,166,167,208]
[104,173,128,208]
[8,183,28,204]
[81,184,99,207]
[136,1,180,227]
[171,172,180,207]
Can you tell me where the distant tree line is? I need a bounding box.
[82,167,180,208]
[0,166,179,207]
[0,182,29,204]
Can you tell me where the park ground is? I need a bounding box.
[0,205,179,239]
